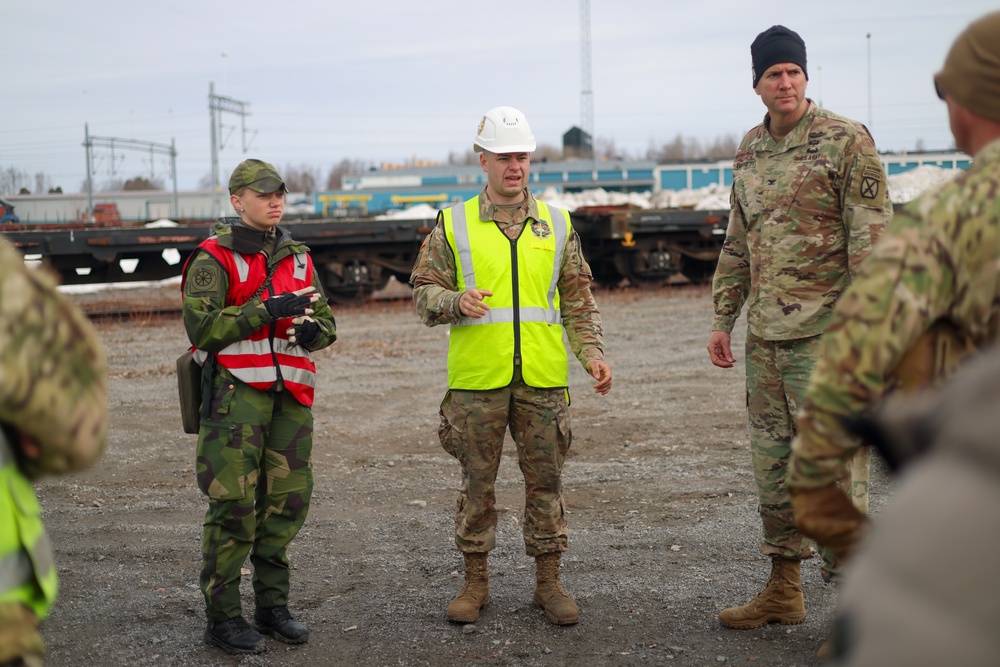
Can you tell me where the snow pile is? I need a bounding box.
[538,187,654,211]
[531,165,962,212]
[887,165,962,204]
[374,203,441,220]
[371,165,961,218]
[649,183,731,211]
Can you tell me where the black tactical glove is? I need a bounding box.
[286,316,320,347]
[264,287,318,319]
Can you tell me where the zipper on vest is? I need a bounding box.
[509,236,521,368]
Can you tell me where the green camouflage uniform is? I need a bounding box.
[712,101,891,575]
[789,137,1000,490]
[411,188,604,556]
[0,238,108,666]
[182,219,336,621]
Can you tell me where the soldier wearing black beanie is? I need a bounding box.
[710,19,892,663]
[751,25,808,88]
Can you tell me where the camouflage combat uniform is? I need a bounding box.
[411,188,604,556]
[789,137,1000,490]
[182,219,336,622]
[712,100,892,576]
[0,238,108,667]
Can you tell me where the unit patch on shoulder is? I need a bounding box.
[190,265,219,293]
[860,164,883,200]
[530,219,551,239]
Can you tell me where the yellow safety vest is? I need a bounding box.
[0,431,57,620]
[443,197,570,390]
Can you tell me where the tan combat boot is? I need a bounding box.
[533,552,579,625]
[718,557,806,629]
[447,552,489,623]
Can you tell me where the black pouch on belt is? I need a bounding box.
[176,350,202,434]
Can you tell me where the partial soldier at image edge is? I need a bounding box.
[787,10,1000,574]
[0,238,109,667]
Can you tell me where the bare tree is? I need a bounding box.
[325,159,370,190]
[533,143,563,163]
[447,150,479,166]
[123,176,164,191]
[34,172,53,195]
[99,178,125,192]
[646,134,739,162]
[0,166,32,195]
[705,134,739,160]
[594,138,624,161]
[283,164,323,193]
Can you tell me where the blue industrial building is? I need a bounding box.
[3,152,972,223]
[319,152,971,216]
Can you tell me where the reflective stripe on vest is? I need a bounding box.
[191,239,318,406]
[0,431,57,620]
[444,197,570,390]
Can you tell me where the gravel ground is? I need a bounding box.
[36,285,890,667]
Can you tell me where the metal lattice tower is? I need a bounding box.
[580,0,594,140]
[82,122,179,221]
[209,82,255,217]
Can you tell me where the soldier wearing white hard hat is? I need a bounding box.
[411,106,612,627]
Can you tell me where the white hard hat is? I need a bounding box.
[473,106,536,153]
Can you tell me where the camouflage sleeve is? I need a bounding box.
[711,188,751,333]
[0,239,108,477]
[789,210,954,489]
[840,131,893,275]
[181,249,273,352]
[559,229,605,368]
[410,221,463,327]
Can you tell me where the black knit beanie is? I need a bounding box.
[751,25,808,88]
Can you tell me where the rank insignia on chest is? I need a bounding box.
[531,220,551,239]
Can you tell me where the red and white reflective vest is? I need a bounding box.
[191,237,318,407]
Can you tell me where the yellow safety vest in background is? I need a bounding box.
[443,197,570,390]
[0,431,57,619]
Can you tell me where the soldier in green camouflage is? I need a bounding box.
[411,107,611,627]
[788,10,1000,568]
[0,238,108,667]
[706,25,892,630]
[182,159,337,655]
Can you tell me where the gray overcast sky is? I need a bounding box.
[2,1,994,192]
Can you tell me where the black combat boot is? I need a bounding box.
[204,616,267,655]
[254,605,310,644]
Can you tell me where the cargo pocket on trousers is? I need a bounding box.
[205,376,238,419]
[439,391,471,463]
[195,422,249,500]
[554,400,572,459]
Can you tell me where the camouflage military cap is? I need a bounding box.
[228,159,286,195]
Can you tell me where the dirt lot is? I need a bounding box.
[36,284,890,667]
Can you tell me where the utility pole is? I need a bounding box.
[82,124,179,222]
[866,33,873,129]
[580,0,595,159]
[209,82,255,217]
